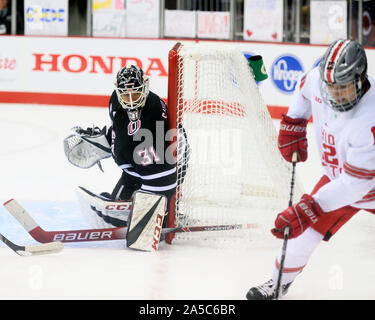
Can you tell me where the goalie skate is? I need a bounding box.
[246,279,292,300]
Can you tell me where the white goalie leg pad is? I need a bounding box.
[76,186,132,228]
[126,191,167,252]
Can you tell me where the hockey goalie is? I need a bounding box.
[64,47,270,251]
[63,65,185,251]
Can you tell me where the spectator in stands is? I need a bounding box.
[0,0,11,34]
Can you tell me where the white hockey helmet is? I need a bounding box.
[319,39,367,112]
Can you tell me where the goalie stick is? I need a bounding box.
[0,232,63,256]
[3,199,258,244]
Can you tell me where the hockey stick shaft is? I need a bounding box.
[16,223,257,244]
[31,224,257,243]
[4,199,258,243]
[165,223,257,234]
[275,152,298,299]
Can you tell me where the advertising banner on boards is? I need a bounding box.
[0,36,374,118]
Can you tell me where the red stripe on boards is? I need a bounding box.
[0,91,295,120]
[0,91,110,107]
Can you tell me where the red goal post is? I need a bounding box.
[166,42,180,244]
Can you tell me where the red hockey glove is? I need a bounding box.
[271,194,324,239]
[278,114,308,162]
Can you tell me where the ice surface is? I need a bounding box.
[0,103,374,300]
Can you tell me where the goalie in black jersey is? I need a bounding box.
[64,65,184,240]
[104,65,177,201]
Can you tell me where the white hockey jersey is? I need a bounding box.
[287,67,375,212]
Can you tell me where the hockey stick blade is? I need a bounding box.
[0,233,63,256]
[4,199,258,243]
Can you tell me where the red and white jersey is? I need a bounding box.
[287,67,375,212]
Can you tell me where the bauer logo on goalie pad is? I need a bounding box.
[126,192,166,252]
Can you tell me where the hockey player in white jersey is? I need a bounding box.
[247,39,375,299]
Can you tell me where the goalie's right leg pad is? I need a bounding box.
[126,191,167,252]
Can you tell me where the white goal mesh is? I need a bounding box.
[166,43,303,247]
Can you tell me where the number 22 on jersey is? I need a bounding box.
[321,128,340,177]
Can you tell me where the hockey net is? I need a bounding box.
[166,42,303,247]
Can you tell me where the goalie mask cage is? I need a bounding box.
[165,42,303,246]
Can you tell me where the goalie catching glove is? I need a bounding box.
[278,114,308,162]
[63,126,111,169]
[271,194,324,239]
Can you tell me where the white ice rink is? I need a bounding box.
[0,103,374,300]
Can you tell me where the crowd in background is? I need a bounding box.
[0,0,374,47]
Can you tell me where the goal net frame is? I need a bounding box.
[165,42,303,245]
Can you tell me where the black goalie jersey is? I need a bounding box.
[104,90,177,200]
